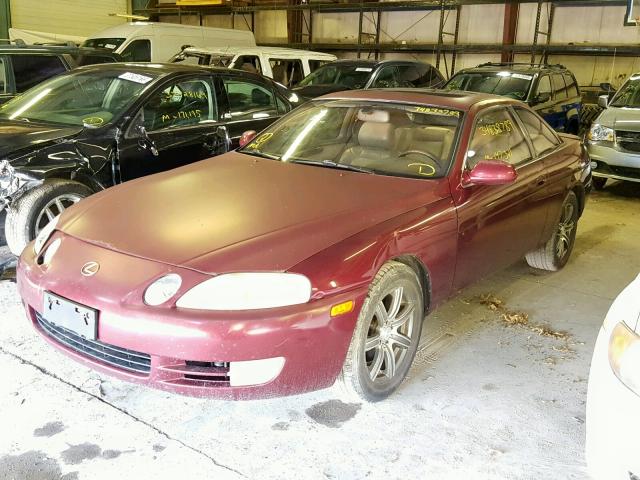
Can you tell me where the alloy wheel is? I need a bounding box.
[35,194,83,235]
[364,285,418,382]
[556,201,576,260]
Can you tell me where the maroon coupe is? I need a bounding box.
[17,90,591,401]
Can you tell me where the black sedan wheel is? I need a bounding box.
[340,261,424,402]
[592,176,607,190]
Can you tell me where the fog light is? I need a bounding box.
[144,274,182,306]
[229,357,285,387]
[41,238,61,265]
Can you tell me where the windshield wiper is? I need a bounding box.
[288,159,374,174]
[241,150,281,160]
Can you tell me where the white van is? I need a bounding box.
[170,46,336,88]
[83,22,256,62]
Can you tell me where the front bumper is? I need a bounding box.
[586,325,640,480]
[17,233,367,399]
[587,142,640,183]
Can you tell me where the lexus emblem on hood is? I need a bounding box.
[81,261,100,277]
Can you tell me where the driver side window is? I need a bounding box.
[536,75,552,101]
[468,108,532,169]
[141,78,216,132]
[371,66,401,88]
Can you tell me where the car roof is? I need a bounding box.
[182,45,335,58]
[328,59,429,67]
[71,62,281,85]
[458,62,570,75]
[316,88,513,111]
[0,44,117,56]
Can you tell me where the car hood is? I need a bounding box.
[0,120,83,159]
[596,107,640,132]
[292,84,355,99]
[59,152,449,274]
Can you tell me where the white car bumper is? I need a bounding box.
[586,325,640,480]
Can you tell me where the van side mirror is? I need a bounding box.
[239,130,257,148]
[598,95,609,109]
[462,160,517,187]
[599,82,614,92]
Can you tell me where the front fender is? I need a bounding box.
[291,199,458,311]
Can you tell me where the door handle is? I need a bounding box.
[536,177,546,186]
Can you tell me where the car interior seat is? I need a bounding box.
[395,126,455,163]
[339,121,396,168]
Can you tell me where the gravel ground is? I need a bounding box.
[0,183,638,480]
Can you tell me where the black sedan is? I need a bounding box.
[292,59,445,99]
[0,63,299,254]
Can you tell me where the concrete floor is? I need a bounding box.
[1,182,638,480]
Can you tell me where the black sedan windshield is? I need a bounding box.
[297,64,373,89]
[610,76,640,108]
[445,72,533,100]
[0,70,158,126]
[240,100,462,179]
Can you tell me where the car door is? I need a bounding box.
[531,74,558,128]
[117,75,226,182]
[453,105,549,290]
[218,74,287,147]
[512,106,569,242]
[550,74,570,132]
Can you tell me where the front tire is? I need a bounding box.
[5,180,92,255]
[340,261,424,402]
[525,191,579,271]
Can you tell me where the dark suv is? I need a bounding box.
[292,59,445,99]
[444,63,582,134]
[0,42,120,104]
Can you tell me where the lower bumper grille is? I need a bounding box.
[35,311,151,375]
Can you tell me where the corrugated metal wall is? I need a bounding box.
[9,0,128,37]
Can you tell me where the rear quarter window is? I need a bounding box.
[552,74,568,100]
[563,73,579,98]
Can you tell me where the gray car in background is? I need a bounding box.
[587,73,640,189]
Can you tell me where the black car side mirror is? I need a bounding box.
[137,125,159,157]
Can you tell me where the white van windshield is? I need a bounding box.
[83,38,126,51]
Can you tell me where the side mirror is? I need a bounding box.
[597,94,609,109]
[136,125,159,157]
[600,82,614,92]
[534,92,551,105]
[462,160,517,187]
[239,130,257,148]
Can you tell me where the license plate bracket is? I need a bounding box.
[42,292,98,341]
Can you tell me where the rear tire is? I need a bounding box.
[592,176,607,190]
[340,261,424,402]
[5,180,92,255]
[525,191,579,271]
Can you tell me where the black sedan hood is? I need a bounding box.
[292,84,354,99]
[0,121,83,159]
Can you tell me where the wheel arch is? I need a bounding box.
[389,254,432,315]
[571,183,586,216]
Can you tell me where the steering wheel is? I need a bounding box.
[398,150,441,167]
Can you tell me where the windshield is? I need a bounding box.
[239,100,462,179]
[0,69,158,126]
[610,76,640,108]
[297,64,373,89]
[82,38,125,51]
[445,72,533,100]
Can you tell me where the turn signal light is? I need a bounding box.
[331,300,355,317]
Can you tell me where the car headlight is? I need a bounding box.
[0,159,15,191]
[609,321,640,397]
[588,124,615,142]
[176,272,312,310]
[33,215,59,256]
[144,274,182,306]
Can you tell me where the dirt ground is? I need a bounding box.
[0,183,638,480]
